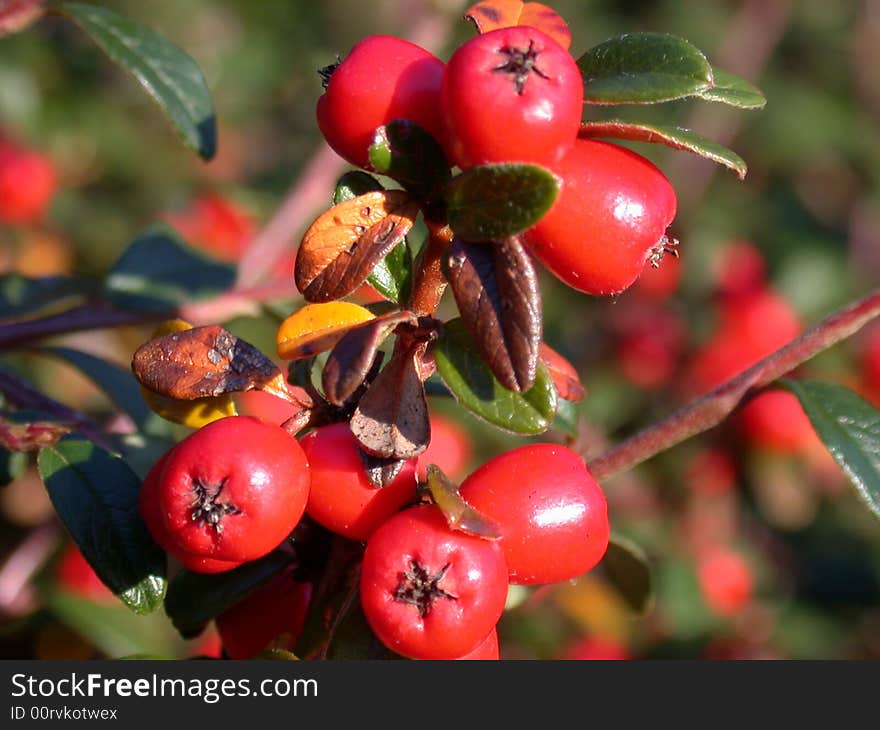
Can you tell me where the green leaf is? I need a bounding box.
[0,448,28,486]
[57,2,216,159]
[39,347,153,432]
[579,120,747,179]
[552,397,579,438]
[578,32,713,104]
[332,170,384,205]
[104,224,235,313]
[446,164,559,240]
[0,274,88,318]
[699,68,766,109]
[601,533,653,615]
[782,380,880,520]
[366,240,413,304]
[368,119,451,202]
[37,437,166,614]
[434,319,557,435]
[164,552,291,638]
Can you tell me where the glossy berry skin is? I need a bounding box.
[216,571,312,659]
[441,26,582,169]
[697,547,753,617]
[155,416,310,564]
[523,139,677,296]
[0,144,57,224]
[299,423,417,541]
[459,444,609,585]
[360,505,508,660]
[454,628,499,660]
[317,35,446,169]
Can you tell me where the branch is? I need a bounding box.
[587,288,880,480]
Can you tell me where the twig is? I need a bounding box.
[0,523,60,619]
[587,288,880,480]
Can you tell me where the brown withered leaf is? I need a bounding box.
[132,325,284,400]
[357,447,408,489]
[539,342,586,402]
[444,236,542,392]
[349,344,430,460]
[424,465,501,539]
[295,190,419,303]
[322,311,417,407]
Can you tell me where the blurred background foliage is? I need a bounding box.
[2,0,880,659]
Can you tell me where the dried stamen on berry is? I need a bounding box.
[493,40,549,95]
[318,56,341,89]
[649,234,680,268]
[190,477,241,533]
[393,560,458,618]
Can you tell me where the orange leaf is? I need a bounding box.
[276,301,376,361]
[464,0,571,51]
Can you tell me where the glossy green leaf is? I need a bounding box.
[366,240,413,303]
[369,119,451,201]
[104,224,235,313]
[57,2,216,159]
[0,448,27,486]
[782,380,880,520]
[0,274,88,318]
[37,437,166,614]
[699,68,766,109]
[434,319,557,435]
[332,170,384,205]
[551,397,579,438]
[601,533,653,615]
[579,120,747,179]
[578,32,713,104]
[40,347,153,432]
[446,164,559,240]
[164,551,291,638]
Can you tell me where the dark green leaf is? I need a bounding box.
[37,437,166,614]
[699,68,766,109]
[104,224,235,313]
[256,649,300,660]
[782,380,880,520]
[164,552,291,638]
[579,120,747,179]
[325,596,403,660]
[0,448,27,486]
[332,171,384,205]
[368,119,451,201]
[579,32,713,104]
[57,2,216,158]
[40,347,153,432]
[367,241,413,304]
[434,319,557,435]
[446,164,559,240]
[552,397,579,438]
[601,534,653,614]
[0,274,88,318]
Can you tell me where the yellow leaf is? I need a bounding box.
[276,301,376,360]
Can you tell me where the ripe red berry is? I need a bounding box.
[317,35,446,169]
[563,636,631,660]
[152,416,310,565]
[216,570,312,659]
[299,423,417,541]
[0,143,57,224]
[416,413,473,482]
[697,547,754,616]
[738,390,818,454]
[441,26,583,169]
[454,628,499,660]
[360,504,508,660]
[459,444,609,585]
[165,194,256,262]
[523,139,677,296]
[233,382,309,426]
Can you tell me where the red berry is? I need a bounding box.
[454,628,499,660]
[216,570,312,659]
[563,637,631,660]
[685,448,737,497]
[317,35,446,169]
[233,383,309,426]
[360,504,508,660]
[154,416,310,564]
[441,26,582,169]
[459,444,609,585]
[416,413,473,482]
[299,423,417,541]
[165,193,256,262]
[0,144,56,224]
[632,249,682,300]
[739,390,818,454]
[697,547,753,616]
[54,543,115,602]
[523,139,677,296]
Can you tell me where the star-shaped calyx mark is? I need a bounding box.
[190,477,241,533]
[393,560,458,618]
[493,39,549,95]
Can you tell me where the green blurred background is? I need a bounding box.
[2,0,880,659]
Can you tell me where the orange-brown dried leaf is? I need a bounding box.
[276,302,376,361]
[539,342,585,402]
[464,0,571,50]
[424,465,502,539]
[132,325,284,401]
[295,190,418,303]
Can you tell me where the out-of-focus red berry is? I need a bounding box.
[697,547,754,617]
[714,240,767,299]
[633,252,682,300]
[563,636,631,660]
[0,142,57,224]
[54,543,115,602]
[738,390,818,454]
[166,193,256,262]
[416,413,473,482]
[616,309,686,390]
[685,448,737,497]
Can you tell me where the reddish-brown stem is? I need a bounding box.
[409,221,452,316]
[587,288,880,480]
